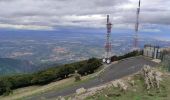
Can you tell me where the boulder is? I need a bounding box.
[153,71,162,89]
[56,96,65,100]
[117,80,128,92]
[111,80,119,87]
[130,80,135,86]
[76,87,87,95]
[142,65,162,90]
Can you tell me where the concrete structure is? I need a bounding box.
[143,44,162,59]
[143,45,170,60]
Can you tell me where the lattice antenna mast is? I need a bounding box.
[103,15,112,64]
[134,0,141,49]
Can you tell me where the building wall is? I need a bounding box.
[144,46,154,58]
[143,45,161,59]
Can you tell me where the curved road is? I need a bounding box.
[27,56,157,100]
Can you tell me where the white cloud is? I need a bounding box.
[0,23,53,30]
[0,0,169,30]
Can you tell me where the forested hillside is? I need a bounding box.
[0,58,35,75]
[0,50,141,96]
[0,58,102,95]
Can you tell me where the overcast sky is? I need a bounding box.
[0,0,170,31]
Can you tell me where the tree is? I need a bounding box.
[0,78,12,95]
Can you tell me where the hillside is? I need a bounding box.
[13,56,155,100]
[0,51,150,99]
[67,68,170,100]
[0,57,102,96]
[0,55,168,100]
[0,58,34,75]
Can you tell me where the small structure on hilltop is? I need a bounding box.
[143,44,170,60]
[143,44,162,59]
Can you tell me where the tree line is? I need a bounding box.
[111,50,142,62]
[0,58,102,95]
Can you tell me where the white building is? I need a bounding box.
[143,44,162,59]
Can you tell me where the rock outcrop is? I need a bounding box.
[142,65,162,90]
[76,87,87,95]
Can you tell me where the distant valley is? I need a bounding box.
[0,29,170,75]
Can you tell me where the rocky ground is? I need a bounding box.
[62,67,170,100]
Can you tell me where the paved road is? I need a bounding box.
[27,56,157,100]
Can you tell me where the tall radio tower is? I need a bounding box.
[133,0,141,50]
[103,15,112,64]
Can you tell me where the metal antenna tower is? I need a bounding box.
[133,0,141,50]
[103,15,112,64]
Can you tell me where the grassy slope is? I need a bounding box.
[0,76,92,100]
[86,72,170,100]
[0,65,105,100]
[2,61,169,100]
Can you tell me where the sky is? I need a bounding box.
[0,0,170,40]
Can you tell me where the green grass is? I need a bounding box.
[0,64,104,100]
[20,73,96,100]
[0,74,95,100]
[85,74,170,100]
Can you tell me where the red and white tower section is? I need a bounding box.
[103,15,112,64]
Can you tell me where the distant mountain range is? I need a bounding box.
[0,58,35,76]
[0,58,61,76]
